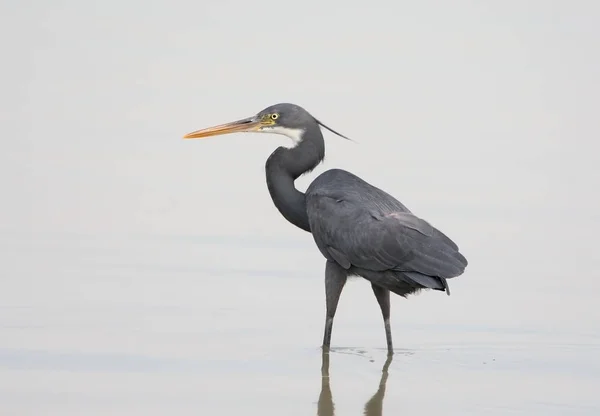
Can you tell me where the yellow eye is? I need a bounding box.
[271,113,279,120]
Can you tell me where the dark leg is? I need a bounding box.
[371,283,393,354]
[323,260,347,351]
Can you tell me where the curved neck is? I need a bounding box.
[265,124,325,232]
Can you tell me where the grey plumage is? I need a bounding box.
[184,102,469,353]
[307,168,467,297]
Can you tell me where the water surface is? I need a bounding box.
[1,231,598,415]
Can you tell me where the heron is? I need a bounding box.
[183,103,468,354]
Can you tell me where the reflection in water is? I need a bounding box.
[318,352,393,416]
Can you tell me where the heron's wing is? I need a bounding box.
[306,193,467,279]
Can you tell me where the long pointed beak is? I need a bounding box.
[183,116,262,139]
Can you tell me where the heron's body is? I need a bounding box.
[307,168,463,295]
[184,103,468,353]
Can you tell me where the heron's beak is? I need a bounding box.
[183,116,262,139]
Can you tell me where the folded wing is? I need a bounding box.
[306,192,468,282]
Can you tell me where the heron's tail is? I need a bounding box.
[353,268,451,297]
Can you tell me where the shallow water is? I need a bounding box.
[1,231,598,415]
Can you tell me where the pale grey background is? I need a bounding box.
[1,1,599,415]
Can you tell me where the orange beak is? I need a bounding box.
[183,116,262,139]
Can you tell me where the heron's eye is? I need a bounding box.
[271,113,279,120]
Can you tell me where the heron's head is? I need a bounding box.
[183,103,350,145]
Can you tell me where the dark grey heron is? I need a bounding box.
[183,103,468,354]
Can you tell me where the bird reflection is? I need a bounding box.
[318,352,393,416]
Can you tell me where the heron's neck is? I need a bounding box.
[265,125,325,233]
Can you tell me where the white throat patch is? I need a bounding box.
[261,126,305,147]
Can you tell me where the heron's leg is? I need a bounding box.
[371,283,393,354]
[323,260,347,351]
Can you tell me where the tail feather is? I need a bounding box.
[352,268,450,297]
[403,271,445,291]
